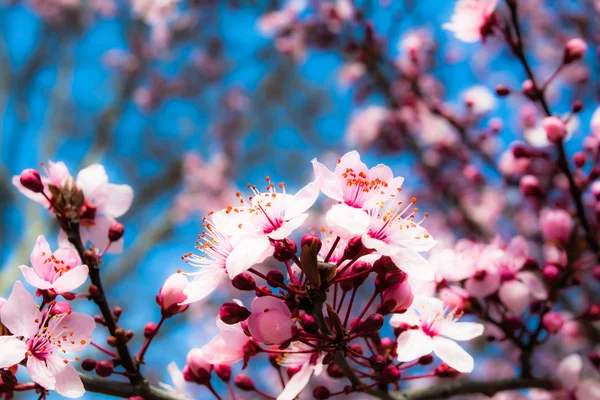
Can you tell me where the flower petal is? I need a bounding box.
[181,268,227,305]
[517,271,547,300]
[76,164,109,208]
[27,356,56,390]
[269,214,309,240]
[51,265,89,294]
[1,281,41,338]
[312,159,343,202]
[390,249,434,281]
[0,336,28,368]
[19,266,53,290]
[439,322,484,341]
[396,329,434,362]
[105,184,134,217]
[54,361,85,398]
[47,312,95,353]
[277,361,313,400]
[557,354,582,390]
[326,203,370,240]
[576,379,600,400]
[498,280,530,315]
[225,236,272,279]
[31,235,53,278]
[432,336,474,373]
[284,181,320,220]
[201,336,244,365]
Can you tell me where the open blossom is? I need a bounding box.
[443,0,498,43]
[463,85,496,115]
[313,150,404,239]
[200,317,251,366]
[344,108,391,150]
[19,235,89,294]
[14,162,133,254]
[0,282,95,398]
[247,297,295,345]
[390,296,484,373]
[277,344,324,400]
[211,179,319,277]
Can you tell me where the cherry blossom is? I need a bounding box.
[0,282,95,398]
[247,297,295,345]
[391,296,484,373]
[199,317,251,366]
[19,235,89,294]
[277,344,324,400]
[443,0,498,43]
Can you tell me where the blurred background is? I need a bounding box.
[1,0,599,398]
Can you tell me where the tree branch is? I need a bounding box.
[390,377,558,400]
[80,375,188,400]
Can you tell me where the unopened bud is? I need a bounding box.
[220,302,251,325]
[273,238,297,262]
[19,169,44,193]
[144,322,158,338]
[435,363,460,378]
[419,354,434,365]
[543,116,567,143]
[232,273,256,291]
[369,354,387,370]
[379,365,400,384]
[564,38,588,64]
[95,360,114,377]
[266,270,285,286]
[542,312,564,334]
[81,358,97,372]
[520,175,543,197]
[543,264,561,283]
[495,84,510,97]
[215,364,231,382]
[313,386,331,399]
[301,234,322,253]
[234,374,255,391]
[362,313,384,333]
[108,222,125,242]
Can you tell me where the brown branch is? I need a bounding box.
[390,377,558,400]
[80,374,188,400]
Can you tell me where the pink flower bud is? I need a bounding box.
[19,169,44,193]
[247,297,295,344]
[144,322,157,338]
[564,38,588,63]
[543,116,567,143]
[185,348,212,385]
[108,222,125,242]
[522,80,536,99]
[573,152,587,168]
[520,175,543,197]
[592,265,600,282]
[362,313,384,332]
[591,181,600,200]
[299,313,318,333]
[379,365,400,384]
[158,273,189,317]
[435,363,460,378]
[379,280,414,314]
[49,301,72,316]
[234,374,255,391]
[369,354,387,370]
[542,264,561,283]
[542,312,564,334]
[301,234,322,252]
[232,273,256,291]
[540,209,574,243]
[220,302,251,325]
[95,360,114,377]
[272,238,297,262]
[215,364,231,382]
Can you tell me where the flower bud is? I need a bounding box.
[301,234,322,253]
[299,314,318,334]
[361,313,384,333]
[349,344,363,355]
[520,175,543,197]
[273,238,297,262]
[313,386,331,399]
[583,304,600,321]
[232,273,256,291]
[234,374,255,391]
[592,265,600,282]
[373,256,397,275]
[522,80,536,99]
[540,209,574,243]
[435,363,460,378]
[369,354,387,370]
[379,365,400,384]
[419,354,434,365]
[19,169,44,193]
[144,322,158,339]
[573,152,587,168]
[379,337,394,352]
[220,302,251,325]
[542,264,561,283]
[495,84,510,97]
[157,273,189,317]
[350,261,371,288]
[326,363,345,378]
[542,312,564,334]
[49,301,72,316]
[215,364,231,382]
[95,360,114,377]
[81,358,97,372]
[113,306,123,318]
[266,270,285,286]
[564,38,588,63]
[186,348,212,385]
[108,222,125,242]
[379,280,413,314]
[543,116,567,143]
[342,236,364,261]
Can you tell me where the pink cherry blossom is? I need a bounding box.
[0,282,95,398]
[443,0,498,43]
[344,108,391,150]
[540,208,574,243]
[159,362,188,397]
[380,280,414,314]
[211,180,319,277]
[277,344,323,400]
[462,85,497,115]
[390,296,484,373]
[247,297,295,345]
[200,317,250,365]
[19,235,89,294]
[556,355,600,399]
[313,150,405,239]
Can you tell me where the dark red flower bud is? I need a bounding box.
[300,314,318,334]
[369,354,387,370]
[266,270,285,286]
[232,273,256,291]
[589,352,600,370]
[144,322,158,339]
[379,365,400,384]
[313,386,331,399]
[592,265,600,282]
[418,354,434,365]
[273,238,298,262]
[326,363,345,378]
[301,234,322,253]
[435,363,460,378]
[349,344,363,355]
[19,169,44,193]
[362,313,384,333]
[215,364,231,382]
[542,265,561,284]
[583,304,600,321]
[108,222,125,242]
[234,374,255,391]
[81,358,97,372]
[220,302,251,325]
[572,100,583,113]
[342,236,364,261]
[113,306,123,318]
[95,360,114,377]
[495,84,510,97]
[373,256,397,275]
